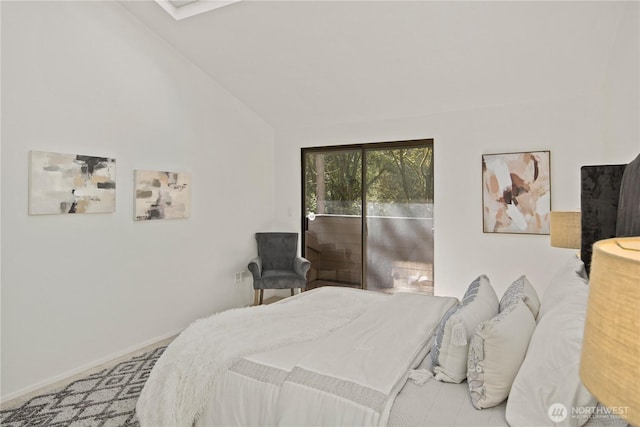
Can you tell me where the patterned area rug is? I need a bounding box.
[0,346,166,427]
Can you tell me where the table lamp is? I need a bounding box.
[580,236,640,425]
[550,211,581,249]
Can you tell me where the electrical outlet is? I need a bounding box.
[234,272,243,283]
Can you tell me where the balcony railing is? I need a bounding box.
[305,214,434,295]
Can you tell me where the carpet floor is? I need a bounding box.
[0,346,167,427]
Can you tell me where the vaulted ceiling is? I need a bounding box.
[120,1,627,130]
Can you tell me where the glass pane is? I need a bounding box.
[304,150,363,289]
[364,145,434,294]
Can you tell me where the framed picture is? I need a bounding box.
[134,170,191,221]
[482,150,551,234]
[29,150,116,215]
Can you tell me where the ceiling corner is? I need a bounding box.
[154,0,241,20]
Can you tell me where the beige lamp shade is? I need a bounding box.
[580,236,640,426]
[550,211,581,249]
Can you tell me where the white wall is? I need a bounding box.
[1,1,274,400]
[274,2,639,302]
[603,1,639,161]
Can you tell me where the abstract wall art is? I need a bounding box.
[134,170,191,221]
[29,150,116,215]
[482,150,551,234]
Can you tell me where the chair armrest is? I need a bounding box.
[248,256,262,278]
[294,256,311,278]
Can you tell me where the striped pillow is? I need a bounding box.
[431,275,499,383]
[499,275,540,319]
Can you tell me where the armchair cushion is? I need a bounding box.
[256,270,307,290]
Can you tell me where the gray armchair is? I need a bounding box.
[248,232,311,305]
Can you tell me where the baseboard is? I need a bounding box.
[0,328,182,405]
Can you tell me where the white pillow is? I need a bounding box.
[499,275,540,319]
[505,258,596,427]
[467,299,536,409]
[537,255,588,320]
[432,275,499,383]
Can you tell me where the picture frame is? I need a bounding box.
[482,150,551,234]
[134,170,191,221]
[29,150,116,215]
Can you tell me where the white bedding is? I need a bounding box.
[139,285,627,427]
[137,288,457,427]
[389,356,508,427]
[196,340,316,427]
[277,292,456,426]
[195,290,457,427]
[388,357,626,427]
[137,287,382,427]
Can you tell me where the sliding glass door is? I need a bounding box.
[363,145,434,294]
[303,148,363,289]
[302,139,434,294]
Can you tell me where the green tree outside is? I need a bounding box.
[305,145,433,218]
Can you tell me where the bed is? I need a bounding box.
[136,154,639,427]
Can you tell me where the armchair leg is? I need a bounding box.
[259,289,264,305]
[254,290,260,306]
[291,289,295,296]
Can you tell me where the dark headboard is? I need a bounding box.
[580,164,626,274]
[580,153,640,274]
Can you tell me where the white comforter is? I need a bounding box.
[137,287,456,427]
[275,292,457,427]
